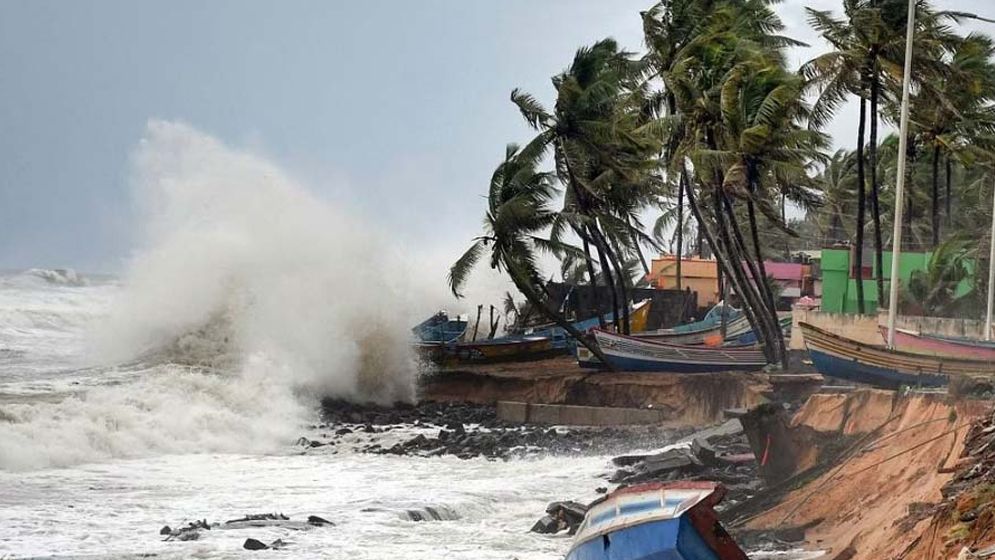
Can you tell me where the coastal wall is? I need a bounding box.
[746,389,989,560]
[789,308,993,350]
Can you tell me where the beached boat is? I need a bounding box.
[635,307,751,346]
[728,315,793,347]
[800,322,995,388]
[566,481,748,560]
[881,326,995,360]
[416,335,557,365]
[412,312,467,343]
[526,299,652,350]
[578,329,767,373]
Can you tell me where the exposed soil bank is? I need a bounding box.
[744,389,990,559]
[417,357,808,428]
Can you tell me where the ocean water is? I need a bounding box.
[0,271,616,559]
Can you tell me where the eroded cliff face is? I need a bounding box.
[747,389,989,560]
[419,358,770,428]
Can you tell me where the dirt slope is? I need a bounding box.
[748,390,988,559]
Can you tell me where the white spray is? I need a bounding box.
[0,120,429,470]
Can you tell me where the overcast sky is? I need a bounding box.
[1,0,992,271]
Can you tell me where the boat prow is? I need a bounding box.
[566,481,747,560]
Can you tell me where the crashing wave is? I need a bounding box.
[24,268,87,286]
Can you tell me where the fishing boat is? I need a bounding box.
[412,311,467,343]
[526,299,652,350]
[800,322,995,389]
[728,315,793,347]
[878,326,995,360]
[416,335,557,365]
[566,481,748,560]
[635,306,751,346]
[578,329,767,373]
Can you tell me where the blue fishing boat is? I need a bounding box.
[412,312,467,343]
[526,300,652,351]
[578,329,767,373]
[635,304,747,346]
[798,322,995,389]
[728,315,792,347]
[566,481,748,560]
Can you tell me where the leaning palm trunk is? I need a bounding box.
[602,231,632,335]
[580,233,607,329]
[507,264,617,371]
[746,197,788,369]
[589,225,621,333]
[870,73,885,310]
[683,174,776,365]
[721,193,783,365]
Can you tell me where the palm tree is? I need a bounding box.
[511,39,663,334]
[449,144,615,367]
[643,0,808,366]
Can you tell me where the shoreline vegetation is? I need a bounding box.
[449,0,995,369]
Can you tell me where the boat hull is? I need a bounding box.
[883,327,995,360]
[416,336,557,365]
[579,330,767,373]
[636,315,752,346]
[566,482,747,560]
[566,516,719,560]
[800,322,995,389]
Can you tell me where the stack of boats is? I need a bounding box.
[412,301,655,366]
[799,321,995,389]
[412,302,789,372]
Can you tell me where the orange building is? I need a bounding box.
[646,255,720,306]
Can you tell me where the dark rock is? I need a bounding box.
[595,487,608,494]
[530,515,562,534]
[307,515,334,526]
[243,538,269,550]
[159,525,172,535]
[270,538,288,549]
[335,427,353,436]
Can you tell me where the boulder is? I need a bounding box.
[530,515,562,534]
[243,538,268,550]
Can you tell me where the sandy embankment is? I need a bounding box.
[747,389,989,559]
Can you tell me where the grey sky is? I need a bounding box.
[0,0,992,271]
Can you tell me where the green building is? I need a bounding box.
[819,247,973,314]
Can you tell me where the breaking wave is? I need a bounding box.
[0,120,422,470]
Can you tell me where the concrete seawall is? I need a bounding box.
[496,401,671,426]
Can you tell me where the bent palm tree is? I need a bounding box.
[448,144,615,368]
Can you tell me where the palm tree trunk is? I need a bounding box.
[589,224,621,333]
[580,233,606,329]
[869,72,885,310]
[724,194,784,366]
[745,195,787,368]
[945,156,952,226]
[507,266,616,371]
[601,229,632,335]
[682,168,775,364]
[855,95,868,315]
[903,141,917,248]
[931,143,941,248]
[676,176,685,293]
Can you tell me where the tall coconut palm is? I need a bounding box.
[653,1,806,366]
[448,144,614,367]
[512,39,663,334]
